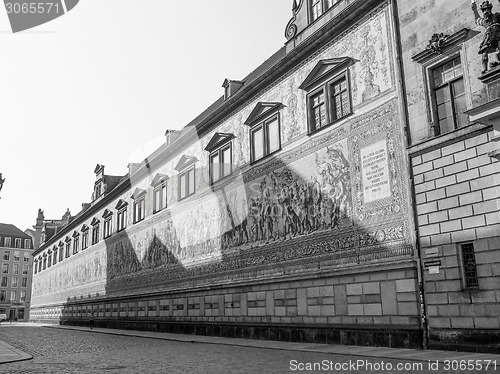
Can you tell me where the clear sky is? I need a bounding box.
[0,0,292,231]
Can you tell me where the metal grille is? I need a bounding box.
[461,243,479,289]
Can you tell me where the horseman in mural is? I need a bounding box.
[316,147,351,229]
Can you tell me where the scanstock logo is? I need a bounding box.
[3,0,79,33]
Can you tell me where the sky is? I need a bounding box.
[0,0,292,231]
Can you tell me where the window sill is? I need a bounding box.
[178,193,195,202]
[250,148,282,166]
[307,113,352,136]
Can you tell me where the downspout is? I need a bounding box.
[390,0,429,349]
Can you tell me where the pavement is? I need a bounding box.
[1,322,500,365]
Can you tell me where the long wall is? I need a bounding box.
[31,3,422,348]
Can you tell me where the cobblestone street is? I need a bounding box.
[0,326,499,373]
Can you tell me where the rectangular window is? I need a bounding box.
[65,242,71,258]
[117,208,127,231]
[92,225,100,245]
[15,239,21,248]
[82,231,89,250]
[42,257,46,270]
[20,291,26,302]
[23,254,29,262]
[154,183,168,212]
[310,0,336,22]
[460,242,479,289]
[4,238,11,248]
[13,264,18,275]
[38,260,42,273]
[133,198,145,223]
[24,239,31,249]
[73,236,79,254]
[34,262,38,274]
[13,251,20,262]
[47,253,52,268]
[53,249,57,265]
[0,277,6,287]
[210,144,232,184]
[103,218,112,238]
[22,264,28,275]
[10,290,16,302]
[0,290,6,301]
[22,277,27,288]
[431,56,467,135]
[59,246,64,261]
[12,277,18,288]
[3,251,10,261]
[178,167,196,200]
[250,115,281,163]
[2,263,8,274]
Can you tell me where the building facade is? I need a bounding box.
[0,223,34,321]
[399,0,500,352]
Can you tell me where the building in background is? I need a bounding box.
[0,223,34,321]
[398,0,500,352]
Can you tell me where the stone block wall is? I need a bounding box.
[411,130,500,352]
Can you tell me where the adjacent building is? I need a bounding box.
[0,223,34,321]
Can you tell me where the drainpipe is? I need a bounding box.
[390,0,429,349]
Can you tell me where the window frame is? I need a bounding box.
[458,242,479,290]
[309,0,337,23]
[153,181,168,213]
[178,166,196,201]
[24,239,31,249]
[209,142,233,184]
[427,54,468,136]
[3,251,10,261]
[103,217,112,238]
[4,237,11,247]
[117,207,127,232]
[306,70,352,134]
[73,234,80,254]
[133,197,146,223]
[15,238,21,248]
[91,223,100,245]
[249,113,282,164]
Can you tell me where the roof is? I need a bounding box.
[0,223,31,239]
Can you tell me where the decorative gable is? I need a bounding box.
[81,224,89,232]
[299,57,355,91]
[131,188,146,200]
[204,133,235,152]
[115,199,128,210]
[90,217,100,226]
[102,209,113,218]
[72,230,79,238]
[244,102,284,127]
[65,236,71,243]
[174,155,198,172]
[150,173,170,187]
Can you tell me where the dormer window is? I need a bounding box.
[300,57,355,134]
[310,0,336,22]
[222,79,244,100]
[244,102,283,163]
[205,133,235,184]
[131,188,146,223]
[175,156,198,200]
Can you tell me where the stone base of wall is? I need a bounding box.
[429,328,500,354]
[59,319,422,349]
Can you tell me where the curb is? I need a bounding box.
[0,340,33,365]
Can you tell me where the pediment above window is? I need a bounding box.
[81,224,89,232]
[150,173,170,187]
[58,241,64,247]
[115,199,128,210]
[90,217,100,226]
[204,132,235,152]
[174,155,198,171]
[131,188,146,200]
[244,102,284,127]
[102,209,113,218]
[47,248,52,254]
[65,236,71,243]
[72,230,79,238]
[299,57,355,91]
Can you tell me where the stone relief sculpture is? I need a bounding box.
[472,0,500,73]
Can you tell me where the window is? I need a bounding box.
[308,73,351,132]
[73,235,79,254]
[15,238,21,248]
[4,237,11,247]
[117,208,127,231]
[154,182,168,213]
[58,244,64,261]
[22,264,28,275]
[24,239,31,249]
[0,290,6,301]
[13,263,18,274]
[103,217,112,238]
[13,251,20,261]
[12,277,18,288]
[65,241,71,258]
[3,251,10,261]
[34,261,38,274]
[23,254,29,262]
[310,0,336,22]
[2,263,8,274]
[10,290,16,302]
[22,277,27,288]
[42,257,46,270]
[82,228,89,250]
[38,259,42,273]
[250,115,280,163]
[92,223,100,245]
[1,277,6,287]
[53,248,57,265]
[209,144,232,183]
[133,198,145,223]
[21,291,26,302]
[47,253,52,268]
[459,242,479,290]
[431,56,467,135]
[178,167,195,200]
